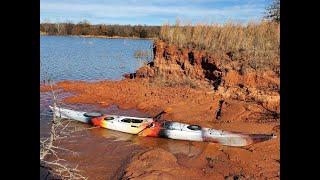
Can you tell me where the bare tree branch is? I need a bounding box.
[40,77,87,179]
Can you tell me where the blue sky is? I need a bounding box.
[40,0,272,25]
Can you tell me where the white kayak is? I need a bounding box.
[50,106,92,123]
[139,121,277,146]
[50,106,153,134]
[50,106,276,146]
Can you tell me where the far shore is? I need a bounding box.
[40,32,155,40]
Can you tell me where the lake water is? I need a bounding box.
[40,36,153,82]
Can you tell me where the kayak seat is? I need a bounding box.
[84,112,102,117]
[104,117,114,120]
[121,119,131,123]
[187,125,202,130]
[131,119,143,123]
[121,118,143,123]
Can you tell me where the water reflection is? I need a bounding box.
[89,122,206,158]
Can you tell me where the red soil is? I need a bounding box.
[40,40,280,179]
[41,78,279,179]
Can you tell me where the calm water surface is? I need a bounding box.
[40,36,153,81]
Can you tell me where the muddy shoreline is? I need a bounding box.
[40,78,279,179]
[40,39,279,179]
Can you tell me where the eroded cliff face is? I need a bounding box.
[126,40,280,119]
[127,40,224,89]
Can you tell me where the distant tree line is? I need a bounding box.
[40,20,161,38]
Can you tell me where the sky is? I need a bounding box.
[40,0,273,25]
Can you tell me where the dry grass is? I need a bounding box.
[134,50,153,67]
[160,20,280,71]
[134,50,152,59]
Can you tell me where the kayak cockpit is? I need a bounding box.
[104,116,115,120]
[91,115,154,134]
[120,118,144,124]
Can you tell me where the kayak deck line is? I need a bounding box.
[49,106,276,147]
